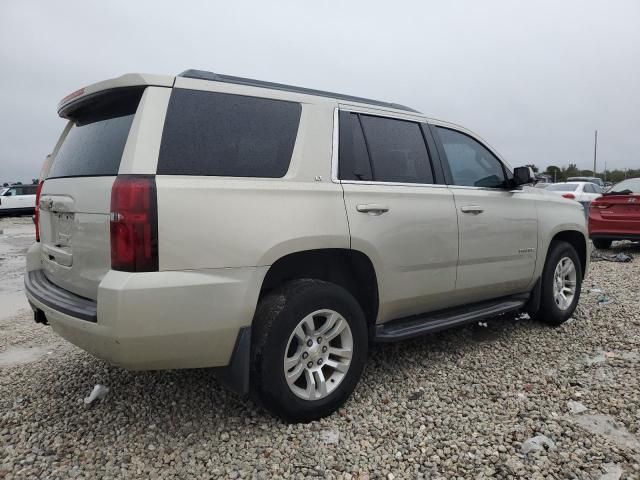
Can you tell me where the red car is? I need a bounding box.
[589,178,640,249]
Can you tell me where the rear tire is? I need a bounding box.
[251,279,368,422]
[535,241,582,326]
[592,238,612,250]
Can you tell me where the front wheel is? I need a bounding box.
[535,241,583,325]
[251,279,368,422]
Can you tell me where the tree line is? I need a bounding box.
[525,164,639,183]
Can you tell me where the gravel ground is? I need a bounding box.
[1,216,640,479]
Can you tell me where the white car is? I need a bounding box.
[25,70,589,422]
[545,182,603,205]
[0,184,37,216]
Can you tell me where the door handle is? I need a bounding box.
[460,205,484,214]
[356,204,390,215]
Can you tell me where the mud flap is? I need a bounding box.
[214,327,251,396]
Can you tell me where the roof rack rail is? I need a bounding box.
[178,70,420,113]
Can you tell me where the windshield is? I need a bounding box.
[546,183,579,192]
[609,178,640,193]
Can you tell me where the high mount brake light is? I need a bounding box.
[110,175,159,272]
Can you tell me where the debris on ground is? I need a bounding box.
[589,288,603,294]
[591,251,633,263]
[568,415,640,451]
[599,463,623,480]
[320,430,340,445]
[567,400,588,414]
[585,351,608,365]
[597,295,614,305]
[521,435,556,454]
[83,384,110,404]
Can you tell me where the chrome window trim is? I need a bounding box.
[340,179,449,188]
[331,107,339,183]
[444,184,522,193]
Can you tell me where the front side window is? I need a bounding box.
[436,127,506,188]
[158,89,301,178]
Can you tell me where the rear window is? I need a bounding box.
[48,88,144,179]
[546,184,579,192]
[610,178,640,193]
[157,89,301,177]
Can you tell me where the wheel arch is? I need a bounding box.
[259,248,379,326]
[548,230,588,278]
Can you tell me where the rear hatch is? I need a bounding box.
[39,87,145,300]
[597,194,640,220]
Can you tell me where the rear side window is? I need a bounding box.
[48,88,144,179]
[338,112,434,184]
[359,115,433,184]
[157,89,301,177]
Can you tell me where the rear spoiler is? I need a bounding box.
[57,73,174,119]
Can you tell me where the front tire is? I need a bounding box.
[251,279,368,422]
[536,241,583,325]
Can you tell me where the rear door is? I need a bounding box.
[338,110,459,322]
[38,87,145,300]
[432,125,538,302]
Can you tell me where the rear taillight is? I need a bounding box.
[562,193,576,199]
[34,181,44,242]
[110,175,158,272]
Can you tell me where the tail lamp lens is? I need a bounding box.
[34,181,44,242]
[110,175,158,272]
[562,193,576,199]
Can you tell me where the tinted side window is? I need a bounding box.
[338,112,372,181]
[158,89,301,177]
[436,127,506,188]
[359,115,433,184]
[583,183,595,193]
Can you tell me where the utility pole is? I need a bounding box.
[593,129,598,177]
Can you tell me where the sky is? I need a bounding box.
[1,0,639,182]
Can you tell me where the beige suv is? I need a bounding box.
[25,70,588,422]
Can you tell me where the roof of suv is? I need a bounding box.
[177,70,420,113]
[58,70,421,117]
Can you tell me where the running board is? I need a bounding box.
[374,294,529,342]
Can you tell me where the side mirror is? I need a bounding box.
[512,166,535,187]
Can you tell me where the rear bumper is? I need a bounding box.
[25,244,267,370]
[589,211,640,240]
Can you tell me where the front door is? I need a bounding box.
[432,126,538,302]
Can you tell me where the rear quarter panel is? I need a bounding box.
[155,102,350,270]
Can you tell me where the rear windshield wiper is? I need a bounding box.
[603,189,633,196]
